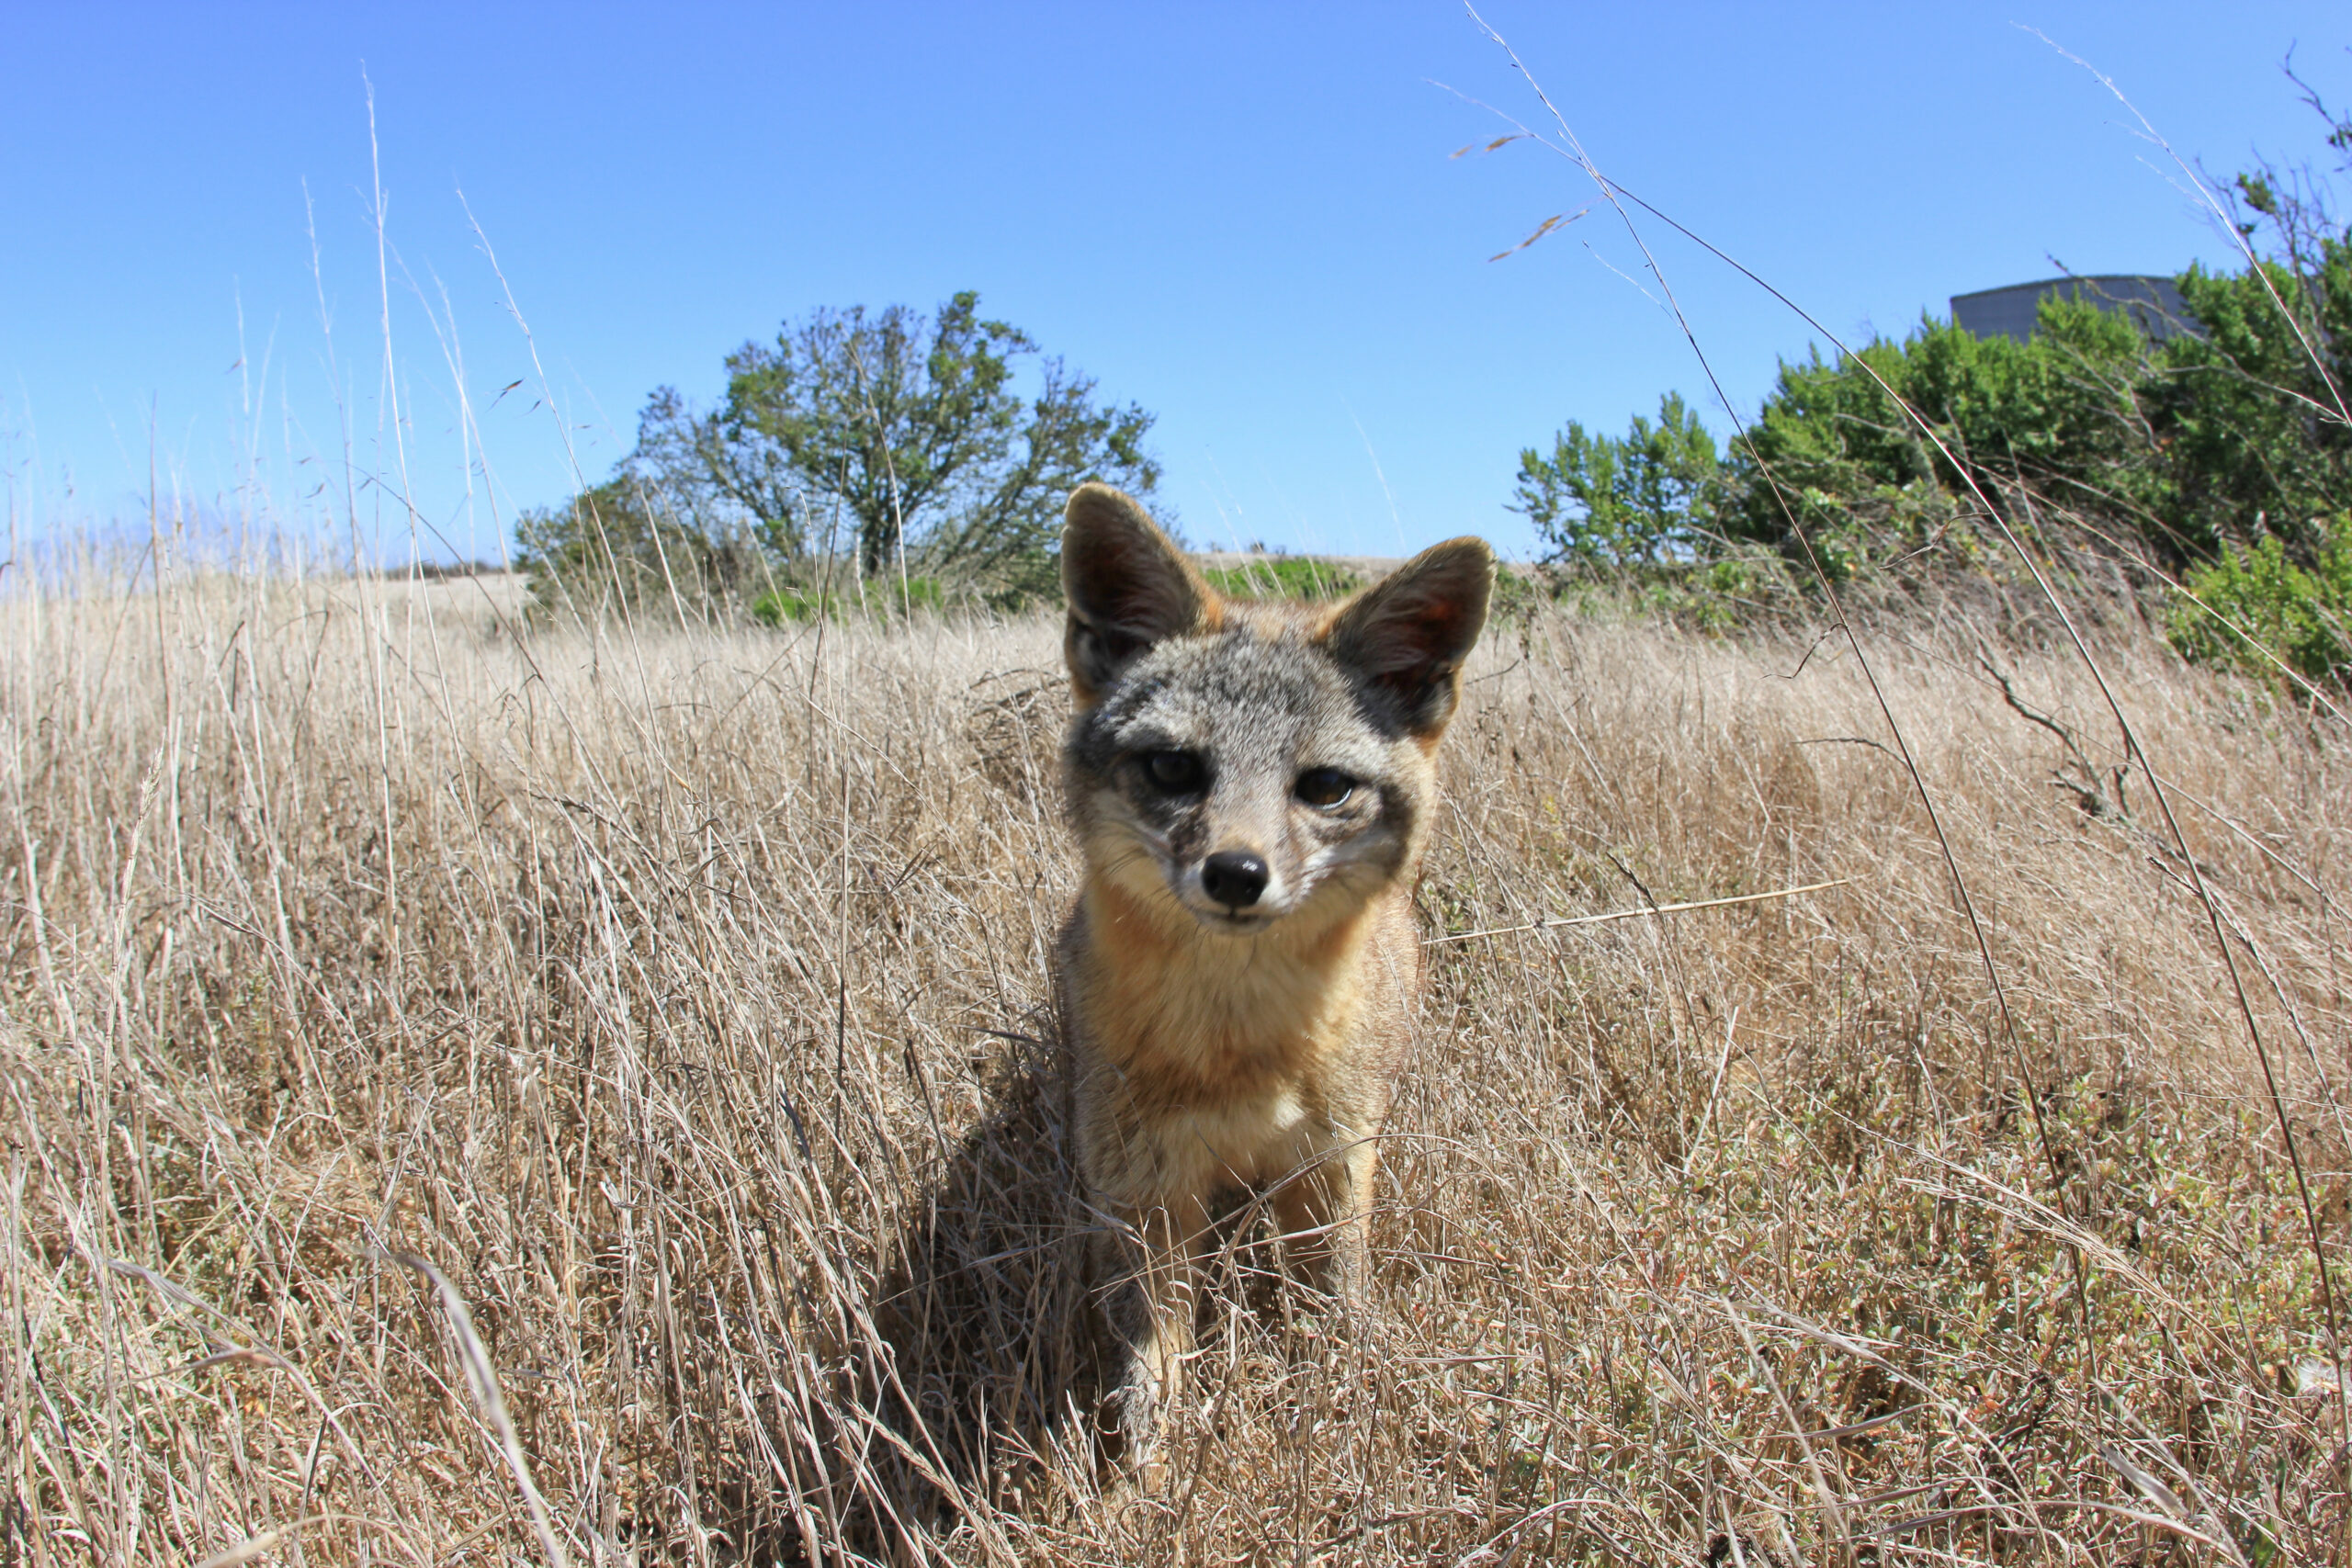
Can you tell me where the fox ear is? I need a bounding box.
[1062,483,1217,704]
[1320,538,1494,738]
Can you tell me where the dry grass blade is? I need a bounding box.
[1487,208,1586,262]
[192,1518,318,1568]
[387,1253,575,1568]
[1427,876,1851,944]
[2097,1444,2252,1563]
[1461,22,2352,1508]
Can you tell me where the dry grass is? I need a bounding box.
[4,559,2348,1565]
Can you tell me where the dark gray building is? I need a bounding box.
[1950,274,2198,344]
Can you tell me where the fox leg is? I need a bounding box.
[1271,1136,1377,1307]
[1097,1189,1212,1475]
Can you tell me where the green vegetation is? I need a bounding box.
[513,475,767,619]
[517,101,2352,700]
[1199,558,1363,600]
[1724,294,2169,563]
[1515,107,2352,689]
[1514,390,1724,570]
[750,575,946,625]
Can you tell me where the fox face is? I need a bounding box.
[1060,485,1493,940]
[1069,631,1418,932]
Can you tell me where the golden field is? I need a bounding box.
[3,562,2345,1564]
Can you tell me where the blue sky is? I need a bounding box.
[2,3,2346,565]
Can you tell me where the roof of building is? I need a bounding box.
[1950,274,2197,344]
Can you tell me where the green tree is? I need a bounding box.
[1513,392,1723,569]
[648,290,1160,595]
[519,291,1162,615]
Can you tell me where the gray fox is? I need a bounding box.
[1053,482,1493,1472]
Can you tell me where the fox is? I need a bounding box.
[1053,481,1493,1471]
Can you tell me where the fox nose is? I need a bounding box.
[1201,851,1270,910]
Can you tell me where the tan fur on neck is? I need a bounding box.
[1069,874,1383,1107]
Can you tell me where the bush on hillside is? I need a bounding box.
[513,476,769,619]
[2168,511,2352,687]
[1726,295,2171,563]
[1510,125,2352,682]
[2161,243,2352,558]
[1512,85,2352,671]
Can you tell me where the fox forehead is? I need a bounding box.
[1070,626,1390,776]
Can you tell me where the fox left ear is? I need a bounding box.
[1061,483,1219,705]
[1320,538,1494,738]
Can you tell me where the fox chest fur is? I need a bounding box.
[1058,875,1420,1192]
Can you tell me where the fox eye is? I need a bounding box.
[1295,767,1354,808]
[1142,750,1206,794]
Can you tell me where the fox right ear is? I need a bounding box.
[1061,484,1217,704]
[1319,536,1493,739]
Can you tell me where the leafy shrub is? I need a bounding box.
[1487,563,1545,620]
[1725,296,2169,559]
[1531,549,1797,633]
[2168,513,2352,687]
[1528,229,2352,671]
[2160,245,2352,559]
